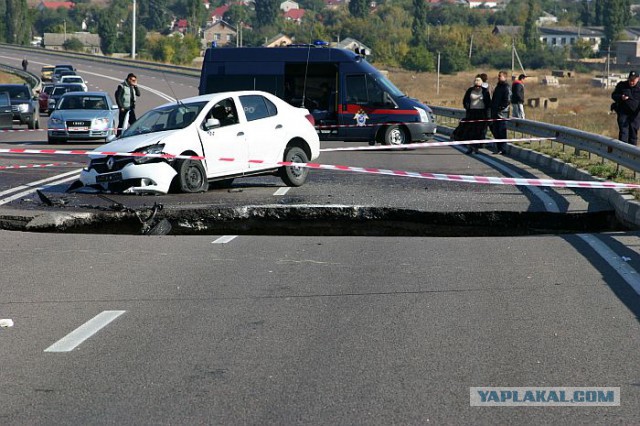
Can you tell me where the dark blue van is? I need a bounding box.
[198,45,437,145]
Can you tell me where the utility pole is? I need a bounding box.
[469,34,473,59]
[437,51,441,95]
[132,0,136,59]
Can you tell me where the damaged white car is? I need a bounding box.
[76,91,320,194]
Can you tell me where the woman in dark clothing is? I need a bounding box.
[462,76,491,154]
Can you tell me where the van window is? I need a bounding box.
[346,74,394,107]
[240,95,276,121]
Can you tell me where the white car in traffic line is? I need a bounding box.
[59,75,88,91]
[77,91,320,194]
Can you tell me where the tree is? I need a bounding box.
[145,0,169,31]
[603,0,627,50]
[411,0,427,47]
[6,0,30,45]
[254,0,278,28]
[522,0,538,51]
[402,45,435,71]
[96,9,119,55]
[348,0,367,19]
[594,0,604,26]
[63,37,85,51]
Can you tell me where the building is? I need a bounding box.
[492,25,521,37]
[280,0,299,12]
[43,32,102,54]
[284,8,305,24]
[536,12,557,26]
[263,33,293,47]
[467,0,498,8]
[334,37,372,54]
[202,20,237,48]
[538,26,604,52]
[36,1,74,10]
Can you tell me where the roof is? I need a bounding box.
[538,26,605,37]
[492,25,521,35]
[176,19,188,28]
[43,32,101,47]
[212,4,230,18]
[38,1,74,9]
[284,8,305,20]
[335,37,371,52]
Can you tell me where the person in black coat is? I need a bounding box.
[461,76,491,154]
[490,71,511,154]
[611,70,640,146]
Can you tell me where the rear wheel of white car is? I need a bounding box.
[174,159,208,193]
[280,146,309,187]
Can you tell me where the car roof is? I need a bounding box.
[61,91,108,97]
[159,90,280,107]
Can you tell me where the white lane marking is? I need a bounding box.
[274,187,290,196]
[577,234,640,296]
[0,169,81,206]
[0,168,80,198]
[44,310,126,353]
[212,235,237,244]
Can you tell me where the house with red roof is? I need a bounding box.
[284,8,305,23]
[211,4,230,22]
[36,1,74,11]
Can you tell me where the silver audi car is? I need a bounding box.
[47,91,119,144]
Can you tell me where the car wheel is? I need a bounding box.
[173,159,208,193]
[280,146,309,187]
[382,125,407,145]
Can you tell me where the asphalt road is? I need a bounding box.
[0,47,639,424]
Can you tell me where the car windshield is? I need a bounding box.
[373,72,405,97]
[43,86,54,95]
[52,87,68,96]
[59,96,108,110]
[62,77,82,83]
[123,101,207,137]
[0,86,30,99]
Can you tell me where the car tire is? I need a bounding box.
[280,146,309,187]
[173,159,208,193]
[382,125,407,145]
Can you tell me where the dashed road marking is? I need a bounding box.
[274,187,290,196]
[212,235,237,244]
[44,310,126,353]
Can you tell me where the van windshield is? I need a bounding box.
[372,73,404,98]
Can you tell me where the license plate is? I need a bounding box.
[96,172,122,183]
[69,127,89,132]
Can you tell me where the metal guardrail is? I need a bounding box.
[429,105,640,174]
[0,43,200,78]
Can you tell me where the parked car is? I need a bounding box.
[77,90,320,194]
[59,75,87,91]
[0,84,39,129]
[47,91,119,144]
[47,84,87,114]
[38,84,54,113]
[0,92,12,128]
[52,69,77,84]
[41,65,55,82]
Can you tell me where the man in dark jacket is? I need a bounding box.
[611,71,640,145]
[115,73,141,136]
[491,71,511,154]
[511,74,526,118]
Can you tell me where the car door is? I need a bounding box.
[197,97,248,177]
[238,94,285,170]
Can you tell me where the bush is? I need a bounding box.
[62,37,84,52]
[402,46,435,72]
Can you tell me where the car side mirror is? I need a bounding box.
[204,118,220,130]
[112,104,119,110]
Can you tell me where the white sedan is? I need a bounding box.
[77,91,320,194]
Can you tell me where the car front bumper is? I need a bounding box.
[79,160,177,194]
[48,127,115,140]
[405,122,437,141]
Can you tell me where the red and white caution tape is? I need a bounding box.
[0,148,205,161]
[1,147,639,190]
[320,137,552,152]
[0,162,79,170]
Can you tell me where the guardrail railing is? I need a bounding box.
[429,105,640,176]
[0,63,41,92]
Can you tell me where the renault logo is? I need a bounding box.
[106,157,115,170]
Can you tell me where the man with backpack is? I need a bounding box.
[115,73,141,136]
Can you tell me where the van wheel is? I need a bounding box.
[280,146,309,187]
[383,125,407,145]
[173,159,208,193]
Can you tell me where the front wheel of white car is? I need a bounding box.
[173,159,208,193]
[280,146,309,187]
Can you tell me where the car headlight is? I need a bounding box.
[17,103,29,112]
[49,117,63,125]
[134,143,165,164]
[93,117,110,130]
[415,107,430,123]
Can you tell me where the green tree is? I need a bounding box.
[348,0,367,19]
[254,0,278,28]
[603,0,627,50]
[145,0,169,31]
[6,0,30,45]
[594,0,604,26]
[97,9,119,55]
[402,45,435,71]
[522,0,538,50]
[62,37,84,51]
[411,0,427,47]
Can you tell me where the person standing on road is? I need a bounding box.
[611,71,640,146]
[115,73,141,136]
[511,74,526,119]
[21,58,28,72]
[491,71,511,155]
[462,76,491,154]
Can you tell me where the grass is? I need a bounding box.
[0,71,25,84]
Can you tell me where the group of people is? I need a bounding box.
[460,72,526,155]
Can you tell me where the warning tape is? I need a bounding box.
[320,137,552,152]
[0,162,79,170]
[1,146,639,190]
[314,117,510,129]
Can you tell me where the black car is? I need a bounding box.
[47,84,86,114]
[0,84,39,129]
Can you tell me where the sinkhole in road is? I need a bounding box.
[18,205,629,236]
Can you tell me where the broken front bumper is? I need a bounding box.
[79,161,177,194]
